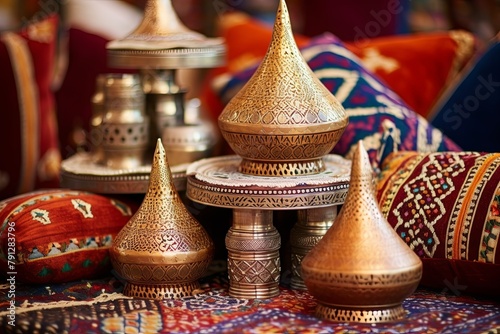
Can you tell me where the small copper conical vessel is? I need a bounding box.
[110,139,214,299]
[301,141,422,323]
[218,0,348,177]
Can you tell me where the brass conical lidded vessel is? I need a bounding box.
[218,0,348,177]
[110,139,214,299]
[301,141,422,323]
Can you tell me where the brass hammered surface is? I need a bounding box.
[217,0,347,175]
[60,152,188,193]
[123,281,201,300]
[238,159,325,177]
[301,141,423,322]
[227,257,281,284]
[110,139,214,299]
[187,179,347,210]
[114,260,212,284]
[217,0,347,132]
[100,74,149,170]
[222,130,345,176]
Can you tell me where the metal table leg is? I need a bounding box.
[225,209,281,299]
[290,206,337,290]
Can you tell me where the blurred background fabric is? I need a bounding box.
[2,1,499,43]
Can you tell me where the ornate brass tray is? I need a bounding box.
[60,152,188,194]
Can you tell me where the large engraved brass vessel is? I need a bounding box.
[110,139,214,299]
[301,141,422,323]
[218,0,348,177]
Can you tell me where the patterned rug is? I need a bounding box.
[1,266,500,334]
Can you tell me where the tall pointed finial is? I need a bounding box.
[146,138,175,199]
[301,141,422,323]
[218,0,348,177]
[269,0,296,54]
[347,140,376,200]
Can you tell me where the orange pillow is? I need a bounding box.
[345,31,477,118]
[201,12,477,121]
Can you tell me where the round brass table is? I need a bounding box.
[186,155,351,299]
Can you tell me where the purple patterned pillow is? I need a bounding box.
[215,33,461,165]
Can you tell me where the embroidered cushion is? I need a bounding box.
[0,15,61,200]
[0,190,135,284]
[215,33,461,164]
[377,151,500,298]
[201,11,477,122]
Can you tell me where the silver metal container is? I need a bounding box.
[100,74,149,170]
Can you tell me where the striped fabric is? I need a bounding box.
[377,150,500,296]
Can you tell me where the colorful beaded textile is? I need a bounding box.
[1,267,499,333]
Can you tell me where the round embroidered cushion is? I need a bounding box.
[0,189,136,284]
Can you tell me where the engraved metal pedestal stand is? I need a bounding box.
[186,155,351,299]
[106,0,226,166]
[61,0,225,194]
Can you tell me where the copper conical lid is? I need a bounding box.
[107,0,225,69]
[303,141,422,271]
[218,0,348,176]
[301,141,422,322]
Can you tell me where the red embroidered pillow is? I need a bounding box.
[0,190,136,284]
[0,15,61,200]
[377,151,500,298]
